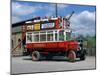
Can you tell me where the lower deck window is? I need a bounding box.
[40,34,46,41]
[47,34,53,41]
[33,35,39,42]
[55,33,57,41]
[27,33,32,43]
[66,32,70,40]
[59,30,64,41]
[26,29,71,43]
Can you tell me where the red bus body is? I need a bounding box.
[26,41,78,52]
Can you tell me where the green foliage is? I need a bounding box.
[76,35,96,48]
[86,36,96,48]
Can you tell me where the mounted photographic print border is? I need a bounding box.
[11,0,96,75]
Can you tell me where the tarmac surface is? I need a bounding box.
[11,56,96,74]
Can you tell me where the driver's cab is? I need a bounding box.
[26,29,71,43]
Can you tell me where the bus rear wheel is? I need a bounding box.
[68,50,76,62]
[32,51,41,61]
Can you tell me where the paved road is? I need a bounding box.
[11,56,96,74]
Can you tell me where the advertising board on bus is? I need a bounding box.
[26,21,56,31]
[41,22,55,29]
[34,23,40,30]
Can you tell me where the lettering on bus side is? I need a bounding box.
[33,43,45,48]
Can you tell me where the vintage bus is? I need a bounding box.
[23,13,86,61]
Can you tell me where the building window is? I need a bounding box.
[18,38,21,42]
[18,38,21,48]
[12,40,14,48]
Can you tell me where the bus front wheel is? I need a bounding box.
[68,50,76,62]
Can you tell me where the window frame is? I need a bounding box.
[26,29,71,43]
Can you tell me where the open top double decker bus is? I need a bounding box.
[24,12,86,61]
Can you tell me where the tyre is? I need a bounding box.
[32,51,41,61]
[80,54,86,60]
[68,50,76,62]
[80,49,86,60]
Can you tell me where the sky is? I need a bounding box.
[12,0,96,36]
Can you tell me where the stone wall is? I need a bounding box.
[11,33,23,56]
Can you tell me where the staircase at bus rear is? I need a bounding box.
[11,41,23,57]
[12,34,26,57]
[12,49,23,57]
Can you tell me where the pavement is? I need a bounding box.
[11,56,96,74]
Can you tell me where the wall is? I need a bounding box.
[12,32,23,56]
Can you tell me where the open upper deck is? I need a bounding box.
[22,16,71,32]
